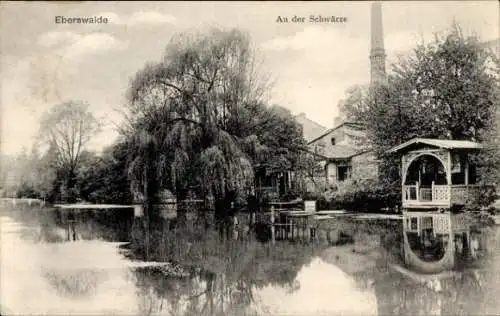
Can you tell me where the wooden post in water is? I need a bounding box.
[305,200,317,243]
[305,215,311,243]
[64,211,71,241]
[270,205,275,244]
[134,204,144,217]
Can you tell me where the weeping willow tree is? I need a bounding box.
[122,28,294,221]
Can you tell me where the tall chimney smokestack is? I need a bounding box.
[370,2,386,84]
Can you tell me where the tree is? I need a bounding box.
[0,146,41,198]
[38,100,101,202]
[353,24,499,206]
[473,44,500,205]
[98,142,134,204]
[33,146,58,202]
[241,104,308,192]
[123,28,307,222]
[0,150,27,197]
[73,150,102,202]
[335,84,369,124]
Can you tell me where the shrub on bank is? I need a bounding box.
[15,183,41,199]
[321,178,400,213]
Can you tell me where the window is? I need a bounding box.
[422,217,433,229]
[410,218,418,231]
[331,137,336,145]
[451,153,461,173]
[337,166,351,181]
[468,164,477,184]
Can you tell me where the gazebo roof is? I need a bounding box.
[387,138,483,154]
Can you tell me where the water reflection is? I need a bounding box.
[1,206,499,316]
[127,221,331,315]
[374,267,500,316]
[257,258,377,315]
[0,215,139,315]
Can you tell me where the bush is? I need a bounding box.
[16,183,41,199]
[260,190,279,205]
[302,191,320,201]
[476,185,498,209]
[328,178,400,213]
[316,196,329,210]
[463,186,499,215]
[281,190,301,202]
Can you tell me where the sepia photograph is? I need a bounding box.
[0,1,499,315]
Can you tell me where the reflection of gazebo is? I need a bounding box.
[400,211,485,274]
[388,138,483,209]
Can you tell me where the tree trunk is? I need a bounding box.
[207,272,215,316]
[143,167,150,260]
[65,168,77,203]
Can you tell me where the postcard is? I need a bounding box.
[1,1,499,315]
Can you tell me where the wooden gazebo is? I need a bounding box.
[388,138,483,210]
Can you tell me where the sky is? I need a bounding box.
[1,1,498,155]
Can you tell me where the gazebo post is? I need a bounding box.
[447,151,452,204]
[465,157,469,186]
[446,151,452,186]
[270,205,275,244]
[432,181,436,201]
[416,181,419,201]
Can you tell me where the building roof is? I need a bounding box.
[294,113,328,142]
[308,122,366,145]
[321,145,361,160]
[312,145,371,160]
[387,138,484,153]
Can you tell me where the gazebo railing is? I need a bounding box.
[403,184,418,201]
[403,182,481,207]
[431,184,450,202]
[403,181,451,206]
[419,188,432,201]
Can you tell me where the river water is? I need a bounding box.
[1,206,499,316]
